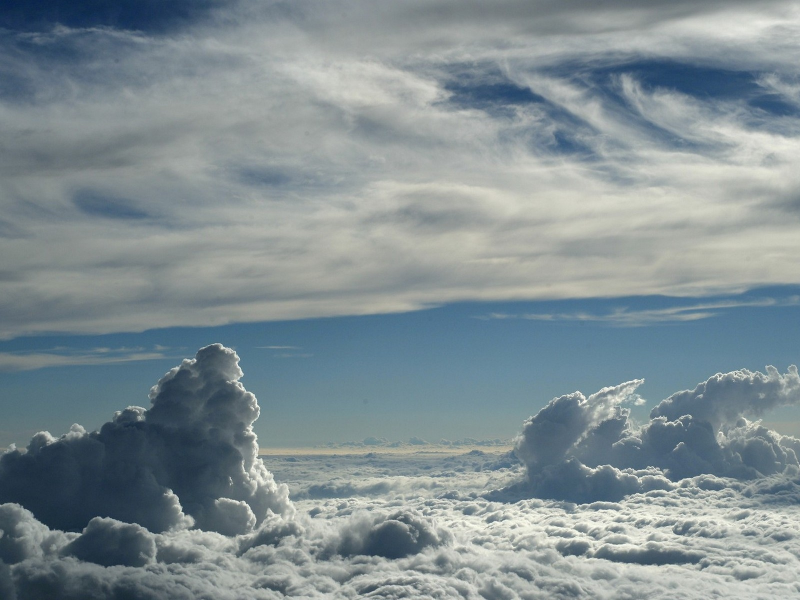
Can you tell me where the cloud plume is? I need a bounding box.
[511,365,800,503]
[0,344,292,534]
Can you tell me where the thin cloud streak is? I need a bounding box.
[474,296,800,326]
[257,345,313,358]
[257,346,301,350]
[0,347,169,372]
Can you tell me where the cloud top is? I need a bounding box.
[511,365,800,503]
[650,365,800,431]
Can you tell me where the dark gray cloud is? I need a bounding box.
[62,517,156,567]
[332,510,450,559]
[0,344,292,534]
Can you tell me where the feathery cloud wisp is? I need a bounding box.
[2,1,800,337]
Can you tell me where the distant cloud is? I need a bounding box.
[257,346,301,350]
[502,364,800,503]
[0,347,168,372]
[317,437,512,451]
[475,296,800,326]
[257,345,313,358]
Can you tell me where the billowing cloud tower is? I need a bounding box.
[0,344,292,534]
[512,366,800,503]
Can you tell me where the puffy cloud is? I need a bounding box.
[4,347,800,598]
[514,380,643,469]
[332,511,450,559]
[512,366,800,503]
[0,504,70,564]
[2,446,800,599]
[650,365,800,430]
[0,344,292,534]
[62,518,156,568]
[0,561,14,600]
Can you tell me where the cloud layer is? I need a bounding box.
[2,1,800,337]
[3,345,800,598]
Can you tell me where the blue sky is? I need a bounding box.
[2,286,800,448]
[2,0,800,447]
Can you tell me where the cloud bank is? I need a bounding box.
[3,1,800,337]
[510,365,800,503]
[3,345,800,598]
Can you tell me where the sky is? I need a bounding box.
[2,288,800,449]
[2,0,800,453]
[8,4,800,597]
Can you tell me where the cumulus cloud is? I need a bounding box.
[0,504,70,564]
[62,517,156,567]
[331,511,450,559]
[5,475,800,598]
[510,365,800,503]
[650,365,800,430]
[3,347,800,598]
[0,344,292,534]
[2,402,800,599]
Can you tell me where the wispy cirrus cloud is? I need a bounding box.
[257,346,313,358]
[475,296,800,326]
[0,346,169,372]
[2,1,800,339]
[257,346,301,350]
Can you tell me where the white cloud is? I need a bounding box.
[0,347,169,372]
[510,365,800,503]
[257,346,301,350]
[475,296,800,325]
[3,345,800,598]
[1,2,800,336]
[0,344,292,534]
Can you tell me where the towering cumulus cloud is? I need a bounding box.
[0,344,292,534]
[512,366,800,503]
